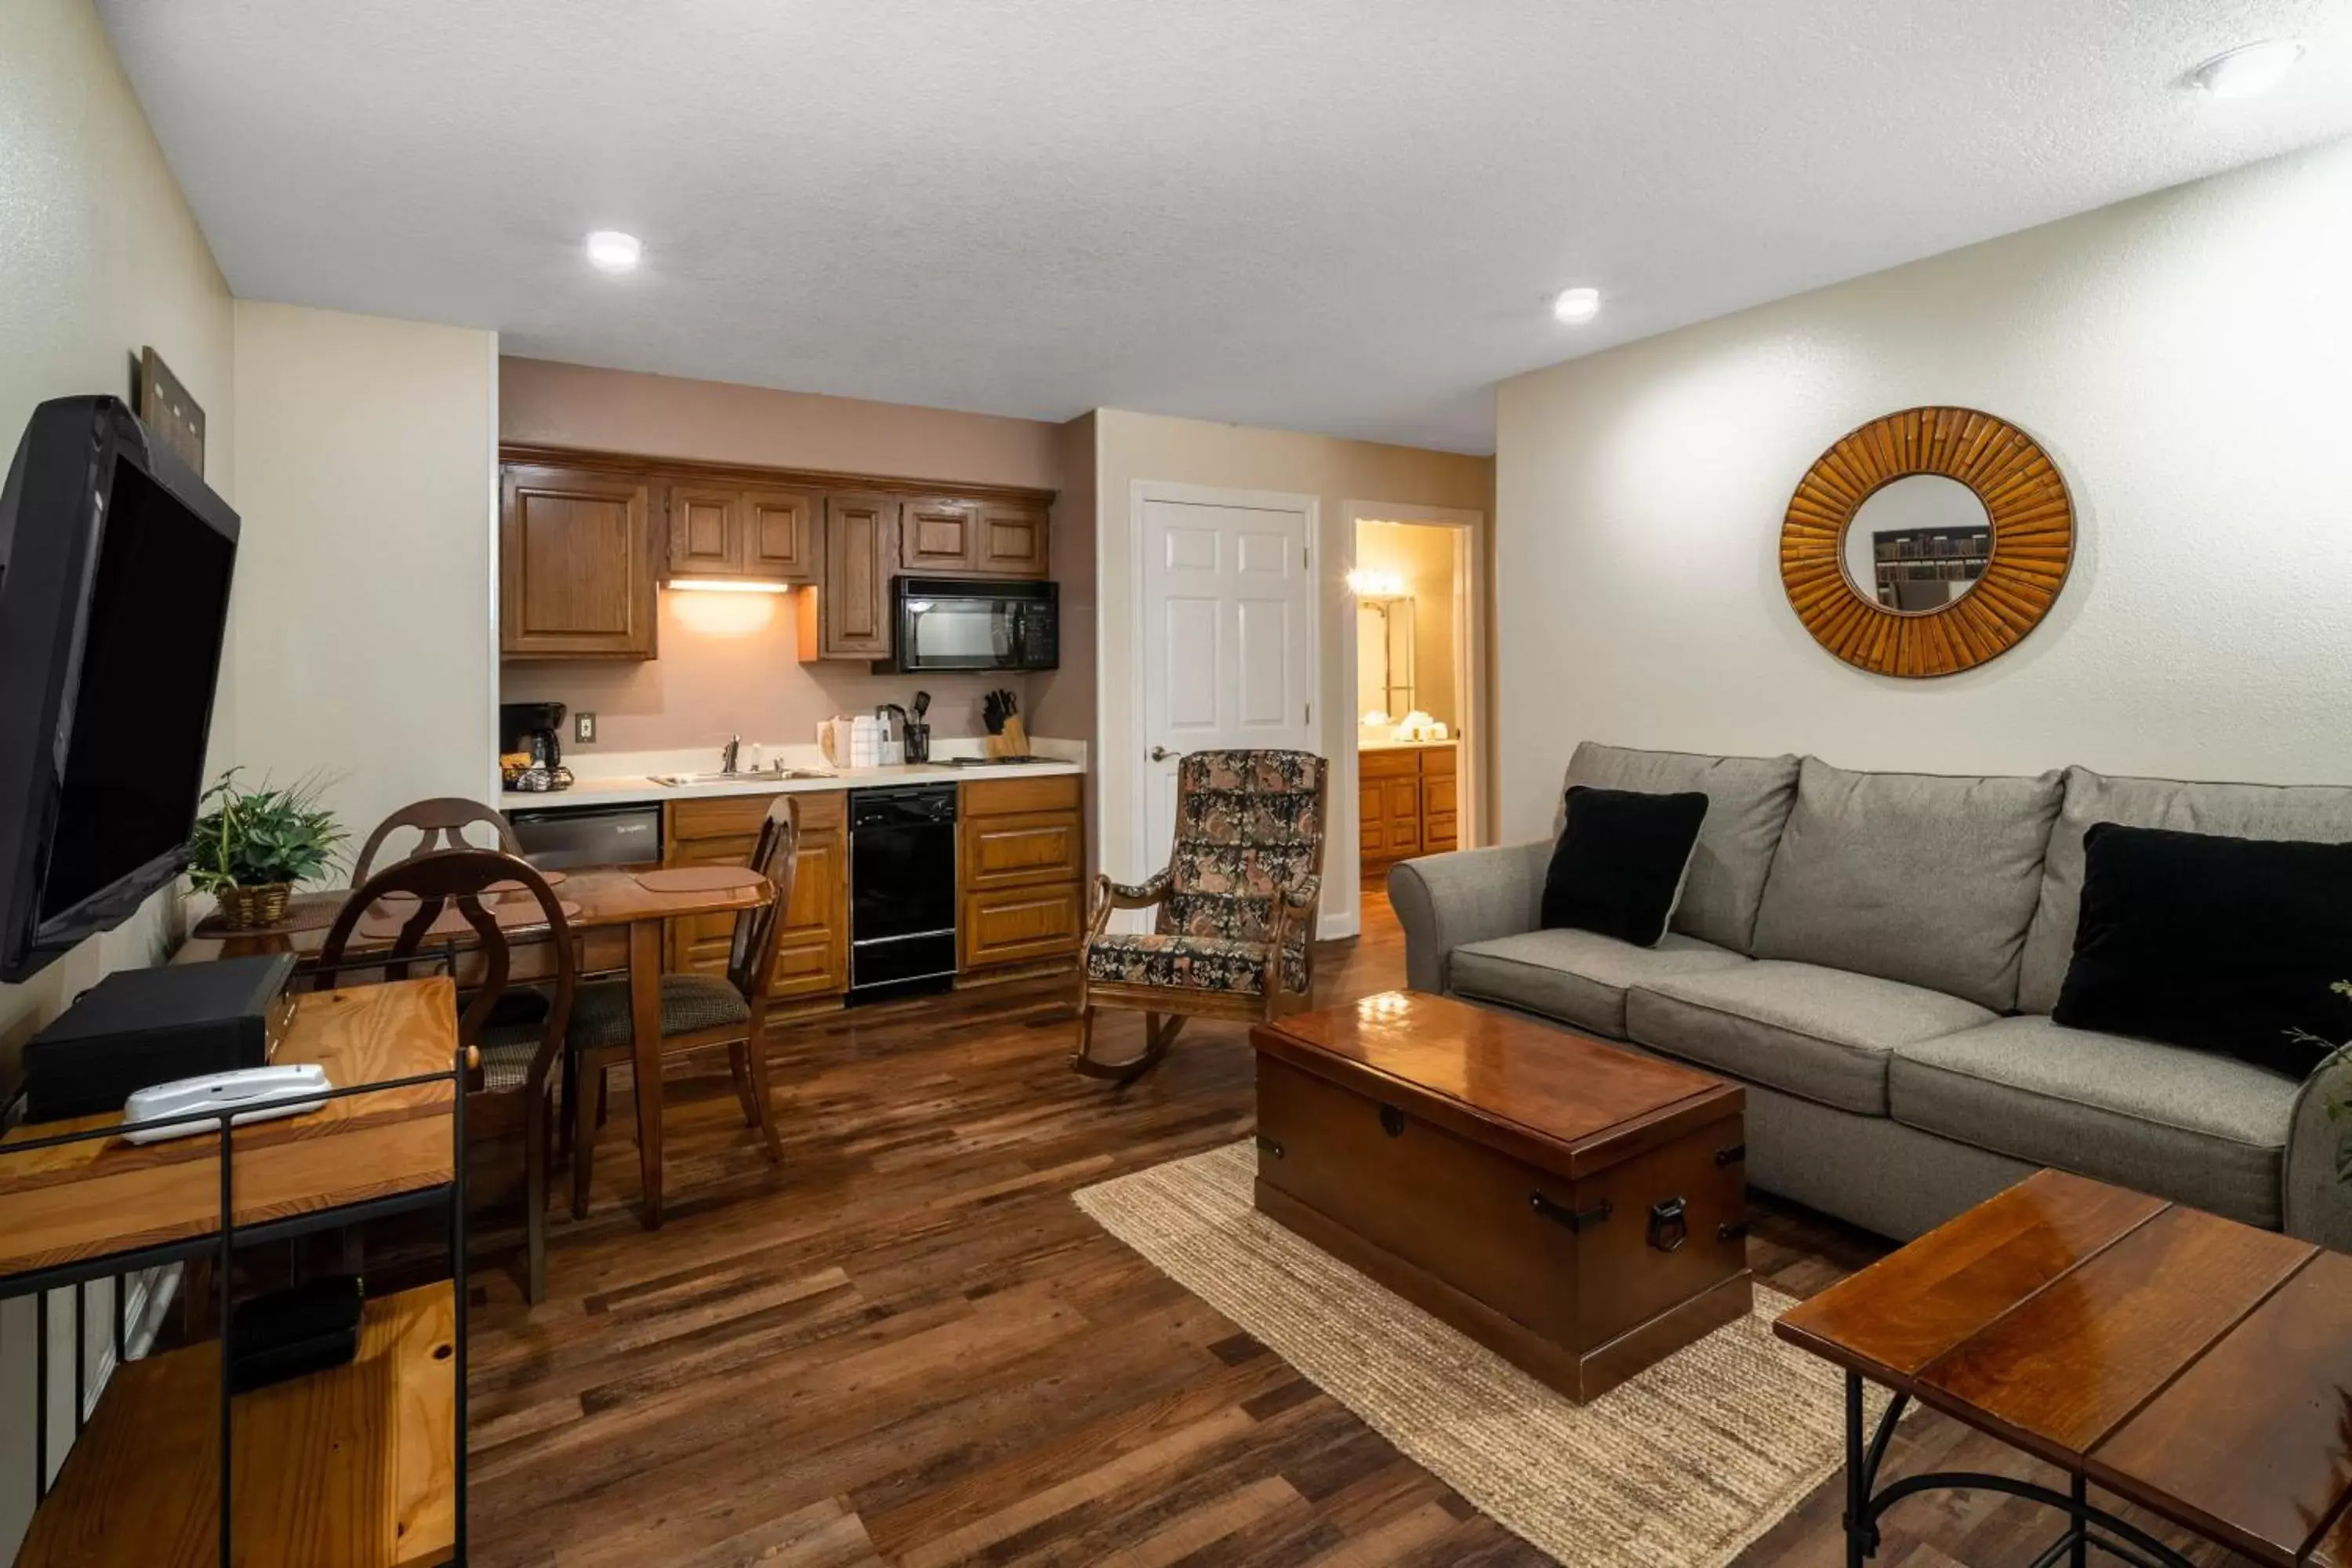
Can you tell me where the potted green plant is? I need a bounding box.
[187,770,347,930]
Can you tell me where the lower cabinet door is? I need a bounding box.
[961,883,1083,969]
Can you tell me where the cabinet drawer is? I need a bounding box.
[669,794,779,842]
[963,774,1081,815]
[961,883,1083,969]
[964,809,1082,890]
[1359,749,1421,779]
[1421,744,1458,778]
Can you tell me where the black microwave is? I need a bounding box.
[886,577,1059,672]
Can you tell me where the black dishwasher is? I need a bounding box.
[848,784,959,999]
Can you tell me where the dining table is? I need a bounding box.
[180,864,771,1228]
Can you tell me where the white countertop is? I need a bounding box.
[500,738,1085,810]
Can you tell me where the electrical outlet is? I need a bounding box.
[575,711,596,743]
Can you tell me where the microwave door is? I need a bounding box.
[906,597,1011,670]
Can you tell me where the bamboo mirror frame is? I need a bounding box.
[1781,406,2072,678]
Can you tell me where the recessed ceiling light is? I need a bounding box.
[585,230,642,273]
[2190,39,2303,100]
[1552,286,1602,325]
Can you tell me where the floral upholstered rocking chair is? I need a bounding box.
[1073,749,1329,1083]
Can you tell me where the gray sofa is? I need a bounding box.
[1391,742,2352,1249]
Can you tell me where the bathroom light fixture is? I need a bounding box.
[585,230,643,272]
[663,578,789,594]
[1552,286,1602,325]
[1346,568,1406,597]
[2190,39,2303,99]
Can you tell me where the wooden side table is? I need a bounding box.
[1777,1168,2352,1568]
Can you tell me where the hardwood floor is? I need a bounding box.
[466,888,2256,1566]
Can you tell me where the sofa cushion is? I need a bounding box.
[1564,743,1799,953]
[2017,766,2352,1014]
[2054,824,2352,1080]
[1450,927,1748,1039]
[1626,961,1994,1116]
[1541,786,1710,946]
[1748,759,2062,1011]
[1890,1015,2297,1229]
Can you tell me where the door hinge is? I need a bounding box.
[1305,702,1312,725]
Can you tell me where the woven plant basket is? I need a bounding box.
[216,883,292,931]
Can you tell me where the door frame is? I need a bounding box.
[1125,480,1323,934]
[1333,500,1489,938]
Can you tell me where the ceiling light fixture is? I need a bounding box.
[663,578,789,594]
[584,230,643,273]
[1552,286,1602,325]
[2190,39,2304,100]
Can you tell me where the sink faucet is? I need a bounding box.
[721,734,742,775]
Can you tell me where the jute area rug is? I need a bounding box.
[1075,1140,1889,1568]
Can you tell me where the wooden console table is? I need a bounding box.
[1777,1168,2352,1567]
[0,978,465,1567]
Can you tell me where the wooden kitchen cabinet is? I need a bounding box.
[959,774,1086,974]
[663,483,817,583]
[664,789,849,1007]
[500,464,658,659]
[976,500,1050,575]
[1359,742,1458,873]
[797,494,896,660]
[898,499,980,572]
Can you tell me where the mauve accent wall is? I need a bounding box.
[496,358,1090,755]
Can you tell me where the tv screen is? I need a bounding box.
[0,396,238,981]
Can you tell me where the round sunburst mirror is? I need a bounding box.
[1781,407,2073,678]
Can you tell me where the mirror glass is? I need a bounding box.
[1356,597,1416,723]
[1841,474,1994,614]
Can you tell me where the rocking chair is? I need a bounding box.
[1073,749,1328,1083]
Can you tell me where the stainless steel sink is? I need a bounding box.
[650,768,836,786]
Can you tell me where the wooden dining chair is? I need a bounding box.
[1073,749,1329,1084]
[350,797,521,884]
[320,848,575,1304]
[564,797,797,1218]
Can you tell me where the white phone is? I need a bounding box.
[121,1064,332,1145]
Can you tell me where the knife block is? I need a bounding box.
[985,718,1030,758]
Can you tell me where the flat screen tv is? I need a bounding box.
[0,396,238,982]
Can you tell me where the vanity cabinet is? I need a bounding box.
[958,774,1086,975]
[499,464,659,659]
[1359,742,1457,873]
[663,789,849,1007]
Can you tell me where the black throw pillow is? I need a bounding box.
[1541,786,1709,947]
[2053,822,2352,1079]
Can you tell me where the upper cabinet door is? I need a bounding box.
[898,499,979,572]
[742,489,816,580]
[814,494,895,658]
[976,501,1050,576]
[501,465,657,659]
[666,485,742,577]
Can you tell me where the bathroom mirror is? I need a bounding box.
[1356,596,1416,720]
[1782,406,2073,678]
[1839,474,1993,613]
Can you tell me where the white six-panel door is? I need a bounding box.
[1139,495,1319,878]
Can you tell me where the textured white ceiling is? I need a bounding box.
[98,1,2352,452]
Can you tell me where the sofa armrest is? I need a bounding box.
[2285,1047,2352,1251]
[1386,840,1552,994]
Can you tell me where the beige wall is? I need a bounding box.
[1494,136,2352,843]
[0,0,234,1047]
[1354,521,1459,731]
[0,0,238,1545]
[231,302,500,845]
[1092,409,1494,933]
[498,359,1087,757]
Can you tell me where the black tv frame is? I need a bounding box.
[0,395,239,982]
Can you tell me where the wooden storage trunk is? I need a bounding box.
[1252,992,1751,1401]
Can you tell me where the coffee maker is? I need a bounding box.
[500,702,566,769]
